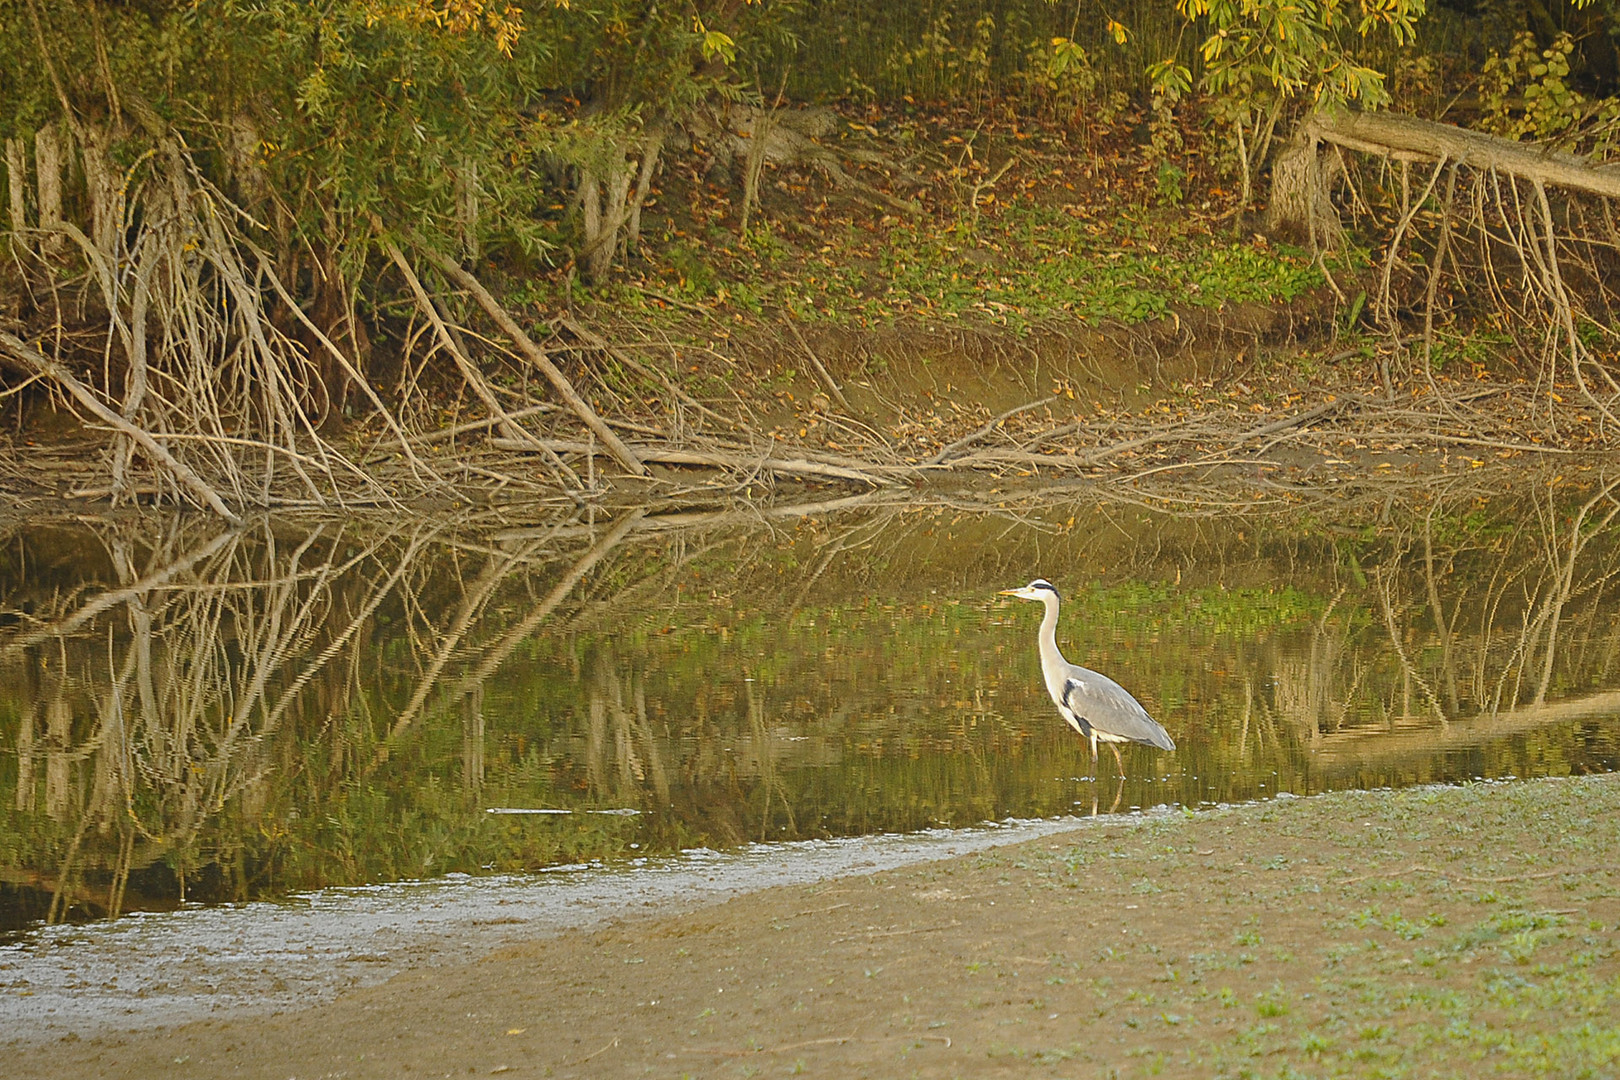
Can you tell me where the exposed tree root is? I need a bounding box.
[0,330,240,523]
[413,243,651,477]
[1273,108,1620,430]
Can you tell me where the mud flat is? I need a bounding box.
[5,774,1618,1079]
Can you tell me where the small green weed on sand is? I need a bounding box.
[825,204,1324,328]
[624,193,1337,333]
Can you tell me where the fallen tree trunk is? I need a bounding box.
[1276,107,1620,423]
[1304,109,1620,199]
[490,437,886,486]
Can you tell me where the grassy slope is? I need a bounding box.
[599,102,1334,332]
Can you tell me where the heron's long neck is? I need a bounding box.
[1037,594,1067,690]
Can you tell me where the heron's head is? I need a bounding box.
[999,578,1060,602]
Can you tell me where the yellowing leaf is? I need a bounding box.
[701,28,737,64]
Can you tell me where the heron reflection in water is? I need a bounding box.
[1000,578,1175,811]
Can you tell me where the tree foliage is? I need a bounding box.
[6,0,1620,285]
[0,0,793,280]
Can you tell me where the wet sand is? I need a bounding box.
[7,774,1618,1079]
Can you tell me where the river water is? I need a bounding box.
[1,482,1617,1034]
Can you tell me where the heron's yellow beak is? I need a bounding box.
[997,588,1020,596]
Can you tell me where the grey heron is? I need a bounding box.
[999,578,1175,777]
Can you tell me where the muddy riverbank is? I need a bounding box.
[6,774,1617,1079]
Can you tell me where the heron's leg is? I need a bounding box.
[1108,775,1125,813]
[1089,733,1100,781]
[1109,742,1125,779]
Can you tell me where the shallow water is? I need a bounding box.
[0,811,1130,1040]
[1,485,1617,964]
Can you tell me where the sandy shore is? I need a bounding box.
[7,775,1618,1079]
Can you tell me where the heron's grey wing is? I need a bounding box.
[1061,671,1175,750]
[1056,678,1095,739]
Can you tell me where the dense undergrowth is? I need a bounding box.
[542,104,1336,332]
[1,1,1618,514]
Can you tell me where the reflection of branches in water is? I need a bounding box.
[6,521,393,917]
[1422,509,1462,717]
[1529,479,1620,707]
[0,500,758,918]
[1266,477,1620,746]
[0,509,614,918]
[0,528,240,657]
[3,474,1618,922]
[1071,472,1620,777]
[530,476,1620,719]
[538,485,1618,815]
[585,653,670,810]
[563,533,734,632]
[1268,587,1365,742]
[743,675,796,842]
[374,510,649,784]
[577,648,805,845]
[1374,559,1450,723]
[1313,688,1620,769]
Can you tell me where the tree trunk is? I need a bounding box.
[4,138,26,234]
[227,111,270,212]
[80,123,123,259]
[625,119,666,255]
[305,248,368,424]
[578,165,601,274]
[34,124,62,256]
[578,158,631,283]
[1265,132,1344,250]
[739,105,780,235]
[456,157,480,263]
